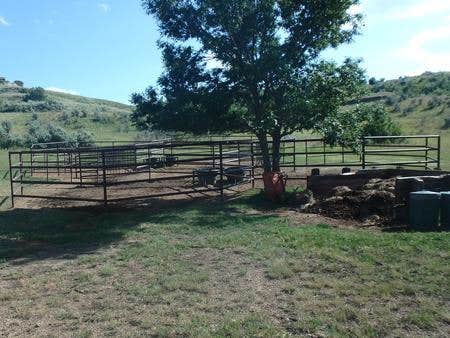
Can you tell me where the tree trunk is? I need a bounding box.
[257,133,272,173]
[271,130,281,172]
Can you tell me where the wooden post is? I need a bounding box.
[212,145,216,168]
[8,152,14,208]
[219,143,224,200]
[251,142,255,189]
[425,137,429,170]
[102,151,108,206]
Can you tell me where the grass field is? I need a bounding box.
[0,192,449,336]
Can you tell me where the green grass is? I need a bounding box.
[0,192,449,336]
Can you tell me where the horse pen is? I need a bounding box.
[7,135,441,208]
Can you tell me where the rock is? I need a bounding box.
[362,215,382,227]
[332,186,352,196]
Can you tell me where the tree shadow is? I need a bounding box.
[0,192,279,264]
[0,205,160,264]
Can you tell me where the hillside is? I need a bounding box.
[0,78,138,143]
[366,72,450,135]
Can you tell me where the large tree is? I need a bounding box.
[132,0,366,175]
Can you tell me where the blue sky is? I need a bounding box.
[1,0,450,104]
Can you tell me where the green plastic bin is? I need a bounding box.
[409,191,441,230]
[441,192,450,230]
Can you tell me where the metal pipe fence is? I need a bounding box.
[8,135,441,207]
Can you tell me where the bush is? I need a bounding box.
[14,80,24,87]
[320,104,401,150]
[361,104,401,138]
[0,120,20,149]
[91,110,112,124]
[443,118,450,130]
[24,87,46,101]
[73,130,95,147]
[24,118,73,146]
[23,117,95,148]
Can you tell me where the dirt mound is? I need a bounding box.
[305,179,397,226]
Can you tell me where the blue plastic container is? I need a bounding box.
[409,191,441,230]
[441,192,450,230]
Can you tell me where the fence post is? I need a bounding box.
[425,137,429,170]
[8,152,14,208]
[219,143,224,200]
[102,151,108,206]
[78,150,83,186]
[305,140,309,166]
[19,153,23,195]
[57,144,60,176]
[437,135,441,170]
[362,137,366,169]
[238,141,241,166]
[148,146,151,182]
[251,142,255,189]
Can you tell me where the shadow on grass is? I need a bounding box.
[0,206,149,264]
[0,192,282,264]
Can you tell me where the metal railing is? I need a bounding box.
[8,135,441,207]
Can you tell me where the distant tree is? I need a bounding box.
[133,0,367,195]
[0,77,6,85]
[24,87,46,101]
[320,104,401,150]
[14,80,24,87]
[368,77,376,85]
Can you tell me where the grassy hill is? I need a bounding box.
[0,79,138,141]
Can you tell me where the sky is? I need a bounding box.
[1,0,450,104]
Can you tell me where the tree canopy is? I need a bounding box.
[132,0,366,172]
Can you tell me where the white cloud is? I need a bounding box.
[0,16,10,26]
[45,87,80,96]
[394,24,450,74]
[389,0,450,20]
[98,3,111,13]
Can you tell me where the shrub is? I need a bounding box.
[14,80,24,87]
[23,117,95,148]
[91,110,112,124]
[443,118,450,130]
[73,130,95,147]
[24,87,46,101]
[320,104,401,150]
[24,118,73,146]
[0,120,20,149]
